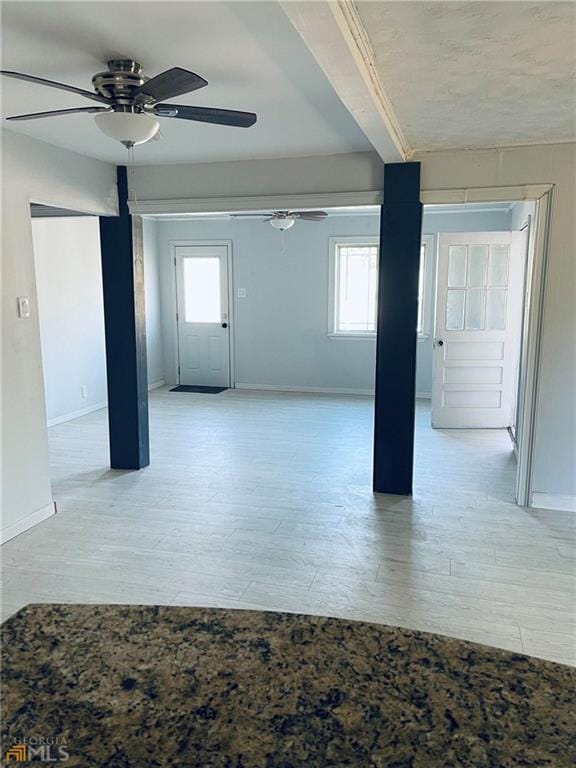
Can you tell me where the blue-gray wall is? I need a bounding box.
[154,207,513,395]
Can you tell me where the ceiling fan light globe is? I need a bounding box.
[94,111,160,146]
[270,217,295,231]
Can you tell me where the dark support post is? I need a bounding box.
[99,166,149,469]
[373,162,423,495]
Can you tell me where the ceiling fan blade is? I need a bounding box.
[154,103,257,127]
[5,106,111,121]
[293,211,328,221]
[134,67,208,104]
[0,70,110,104]
[229,214,267,219]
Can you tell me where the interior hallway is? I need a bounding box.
[1,390,574,665]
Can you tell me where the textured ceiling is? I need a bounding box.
[0,1,372,164]
[357,1,576,150]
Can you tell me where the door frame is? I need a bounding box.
[423,185,553,507]
[169,239,235,388]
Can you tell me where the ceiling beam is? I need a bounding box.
[280,0,410,162]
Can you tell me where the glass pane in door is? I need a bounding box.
[448,246,467,287]
[467,245,488,287]
[465,289,486,330]
[488,245,510,286]
[446,289,465,330]
[486,288,507,330]
[183,257,221,323]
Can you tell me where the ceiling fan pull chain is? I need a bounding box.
[128,144,138,206]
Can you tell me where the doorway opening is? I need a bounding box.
[415,199,538,506]
[30,203,108,512]
[135,186,550,510]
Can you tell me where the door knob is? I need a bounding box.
[437,339,444,346]
[221,322,228,328]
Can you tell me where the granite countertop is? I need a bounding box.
[1,604,575,767]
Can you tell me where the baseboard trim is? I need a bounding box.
[235,383,374,396]
[47,401,107,428]
[1,501,56,544]
[416,392,432,400]
[148,379,166,391]
[531,493,576,512]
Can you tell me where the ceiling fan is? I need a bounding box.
[231,210,328,231]
[0,60,257,147]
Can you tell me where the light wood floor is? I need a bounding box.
[2,389,574,665]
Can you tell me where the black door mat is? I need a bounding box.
[170,385,228,394]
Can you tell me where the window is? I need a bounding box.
[182,256,221,323]
[329,236,433,339]
[330,239,379,335]
[418,236,434,338]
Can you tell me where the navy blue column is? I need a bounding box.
[99,166,149,469]
[373,162,422,495]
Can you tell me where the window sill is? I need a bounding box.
[328,332,430,342]
[327,332,376,341]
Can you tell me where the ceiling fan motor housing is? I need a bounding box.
[92,60,149,109]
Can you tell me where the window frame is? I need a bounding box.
[328,235,434,340]
[327,236,380,339]
[418,234,435,340]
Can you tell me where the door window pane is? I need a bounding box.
[467,245,488,287]
[448,246,467,287]
[446,289,465,330]
[488,246,509,286]
[183,257,221,323]
[465,289,486,330]
[486,288,507,330]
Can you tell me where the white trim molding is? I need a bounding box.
[531,493,576,513]
[235,383,374,397]
[1,502,56,544]
[148,379,166,391]
[130,191,382,216]
[47,401,107,428]
[421,185,553,206]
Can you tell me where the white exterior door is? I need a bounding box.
[175,245,231,387]
[432,232,523,428]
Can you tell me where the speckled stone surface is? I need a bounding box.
[1,605,575,767]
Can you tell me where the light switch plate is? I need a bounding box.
[237,288,247,298]
[17,296,31,318]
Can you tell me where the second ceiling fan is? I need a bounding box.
[231,210,328,230]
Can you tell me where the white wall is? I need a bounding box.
[32,217,107,426]
[157,214,380,393]
[417,143,576,504]
[142,218,165,387]
[1,130,117,541]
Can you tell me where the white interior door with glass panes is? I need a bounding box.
[175,245,230,387]
[432,232,523,428]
